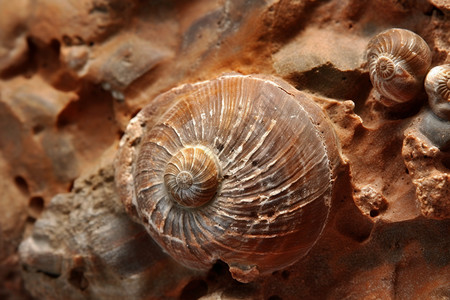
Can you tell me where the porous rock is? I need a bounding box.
[403,127,450,219]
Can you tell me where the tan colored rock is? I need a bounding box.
[0,77,77,201]
[272,27,370,101]
[0,0,30,73]
[415,174,450,218]
[0,155,29,300]
[319,97,421,222]
[403,128,450,219]
[84,34,172,100]
[28,0,136,44]
[19,158,201,299]
[353,185,389,217]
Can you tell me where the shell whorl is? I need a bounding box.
[163,145,221,208]
[375,56,396,80]
[116,74,340,282]
[425,64,450,120]
[367,28,432,104]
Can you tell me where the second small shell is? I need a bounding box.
[366,28,432,105]
[425,64,450,120]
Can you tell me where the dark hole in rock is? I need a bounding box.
[370,209,379,217]
[0,37,37,79]
[67,180,75,192]
[441,156,450,171]
[335,207,374,243]
[32,124,45,134]
[130,109,141,120]
[37,269,60,279]
[5,271,15,280]
[50,39,61,55]
[26,216,36,223]
[268,295,283,300]
[211,260,229,276]
[141,215,148,224]
[14,176,29,195]
[68,267,88,290]
[425,6,444,17]
[116,129,125,139]
[62,35,72,46]
[131,137,141,147]
[29,196,44,216]
[180,279,208,300]
[281,270,290,280]
[207,259,233,282]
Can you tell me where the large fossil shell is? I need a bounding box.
[425,64,450,120]
[115,74,340,283]
[366,28,432,105]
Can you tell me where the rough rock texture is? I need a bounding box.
[19,156,201,299]
[403,116,450,219]
[0,0,448,299]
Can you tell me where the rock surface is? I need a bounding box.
[0,0,448,299]
[19,157,200,299]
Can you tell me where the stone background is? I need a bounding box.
[0,0,449,299]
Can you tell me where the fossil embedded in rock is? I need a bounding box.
[114,74,341,283]
[425,64,450,121]
[366,28,432,106]
[419,65,450,151]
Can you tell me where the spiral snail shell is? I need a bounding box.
[115,74,340,283]
[425,64,450,120]
[366,28,432,105]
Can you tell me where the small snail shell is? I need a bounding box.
[425,64,450,120]
[366,28,432,105]
[115,74,340,283]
